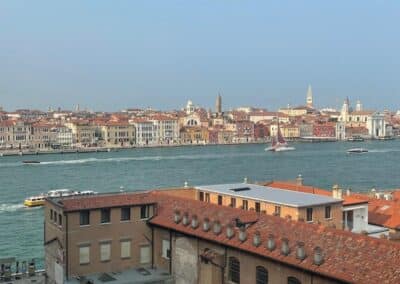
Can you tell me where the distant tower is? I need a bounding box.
[306,85,313,108]
[186,100,195,115]
[216,94,222,114]
[340,97,350,122]
[355,100,362,112]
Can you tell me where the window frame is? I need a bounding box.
[242,200,248,210]
[120,240,131,259]
[325,206,332,219]
[100,242,111,262]
[217,195,223,205]
[255,202,261,213]
[306,207,313,222]
[79,245,90,265]
[274,206,281,217]
[162,239,171,259]
[100,208,111,224]
[139,245,151,264]
[230,197,236,208]
[120,207,131,222]
[228,256,240,284]
[199,191,204,201]
[140,205,150,220]
[288,276,301,284]
[256,266,268,284]
[80,210,90,226]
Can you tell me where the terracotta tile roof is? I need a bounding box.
[265,181,369,206]
[150,194,400,284]
[54,191,157,212]
[368,198,400,230]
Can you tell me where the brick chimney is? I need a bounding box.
[296,174,304,186]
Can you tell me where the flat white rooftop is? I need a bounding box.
[196,183,341,207]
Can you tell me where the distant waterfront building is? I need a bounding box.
[306,84,313,108]
[185,100,195,115]
[355,100,363,112]
[367,112,387,138]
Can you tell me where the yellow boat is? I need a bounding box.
[24,196,46,207]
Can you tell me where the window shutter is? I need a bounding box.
[121,241,131,258]
[100,243,111,261]
[79,246,90,264]
[140,246,151,264]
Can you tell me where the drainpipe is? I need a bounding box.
[222,247,227,284]
[169,231,172,275]
[151,226,154,269]
[65,214,69,281]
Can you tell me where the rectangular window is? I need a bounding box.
[205,193,210,203]
[50,209,53,220]
[140,245,151,264]
[100,243,111,262]
[274,206,281,217]
[306,208,313,222]
[199,191,204,201]
[53,211,58,222]
[121,207,131,221]
[230,198,236,208]
[162,239,170,259]
[140,205,150,219]
[121,240,131,259]
[80,211,90,226]
[255,202,261,213]
[58,214,62,226]
[79,246,90,265]
[242,200,248,210]
[101,208,111,224]
[325,206,331,219]
[217,195,223,205]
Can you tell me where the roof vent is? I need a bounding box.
[184,181,189,188]
[213,220,222,235]
[238,227,247,242]
[313,247,324,266]
[296,242,306,260]
[191,214,199,229]
[253,231,261,247]
[281,238,290,256]
[296,174,303,186]
[182,212,190,226]
[243,177,248,183]
[173,210,181,224]
[226,223,235,239]
[203,217,210,232]
[230,187,251,192]
[266,234,276,251]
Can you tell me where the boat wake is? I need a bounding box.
[368,149,400,153]
[0,203,26,213]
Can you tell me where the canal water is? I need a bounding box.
[1,140,400,267]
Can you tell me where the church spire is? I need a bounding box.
[306,85,313,108]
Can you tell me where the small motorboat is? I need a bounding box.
[347,136,364,142]
[24,195,46,207]
[347,148,368,154]
[22,160,40,164]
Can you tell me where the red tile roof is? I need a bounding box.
[54,191,157,212]
[150,194,400,284]
[368,198,400,230]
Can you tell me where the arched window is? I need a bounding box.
[288,276,301,284]
[228,257,240,283]
[256,266,268,284]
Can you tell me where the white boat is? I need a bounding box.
[265,122,295,152]
[47,189,76,198]
[347,148,368,154]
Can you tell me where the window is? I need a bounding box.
[230,198,236,208]
[50,209,53,220]
[288,276,301,284]
[121,207,131,221]
[58,214,62,226]
[306,208,313,222]
[255,202,261,213]
[199,191,204,201]
[53,211,58,222]
[242,200,248,210]
[140,245,151,264]
[162,239,170,259]
[256,266,268,284]
[325,206,331,219]
[218,195,223,205]
[274,206,281,217]
[228,257,240,283]
[80,211,90,226]
[140,205,150,219]
[100,243,111,262]
[101,208,111,224]
[79,246,90,265]
[120,240,131,259]
[205,193,210,203]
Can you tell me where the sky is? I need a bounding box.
[0,1,399,112]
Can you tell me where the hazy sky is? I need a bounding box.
[0,1,399,112]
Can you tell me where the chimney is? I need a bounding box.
[226,223,235,239]
[174,210,181,224]
[191,214,199,229]
[253,231,261,247]
[213,220,222,235]
[243,177,248,183]
[332,184,342,199]
[346,188,351,196]
[281,238,290,256]
[182,212,190,226]
[184,181,189,188]
[266,234,276,251]
[238,227,247,242]
[313,247,324,266]
[296,174,304,186]
[203,217,210,232]
[296,242,306,260]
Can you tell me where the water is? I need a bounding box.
[1,140,400,267]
